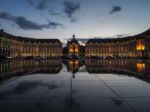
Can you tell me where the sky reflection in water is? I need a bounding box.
[0,59,150,112]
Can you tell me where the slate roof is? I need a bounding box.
[0,29,61,43]
[87,28,150,43]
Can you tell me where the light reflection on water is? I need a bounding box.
[0,59,150,77]
[0,59,150,112]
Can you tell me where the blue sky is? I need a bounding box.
[0,0,150,40]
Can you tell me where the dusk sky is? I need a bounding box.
[0,0,150,40]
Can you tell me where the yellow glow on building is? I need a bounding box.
[136,63,145,72]
[69,60,79,67]
[75,60,78,65]
[69,48,73,52]
[136,41,145,51]
[75,48,78,52]
[69,60,73,65]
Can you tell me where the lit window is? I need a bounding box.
[75,60,78,65]
[136,41,145,51]
[69,48,73,52]
[69,61,73,65]
[137,63,145,73]
[75,48,78,52]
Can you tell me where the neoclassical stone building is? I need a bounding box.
[1,29,150,59]
[67,34,80,57]
[85,29,150,59]
[0,29,62,58]
[63,35,85,58]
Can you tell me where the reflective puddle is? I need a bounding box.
[0,59,150,112]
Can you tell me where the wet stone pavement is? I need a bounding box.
[0,59,150,112]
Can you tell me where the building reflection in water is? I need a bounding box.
[0,59,62,81]
[67,59,79,73]
[0,59,150,81]
[63,59,84,78]
[85,59,150,77]
[136,62,145,73]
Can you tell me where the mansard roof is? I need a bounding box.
[87,28,150,43]
[0,29,61,43]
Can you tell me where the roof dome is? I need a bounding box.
[68,34,79,44]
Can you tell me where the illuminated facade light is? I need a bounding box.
[75,48,78,52]
[0,30,62,58]
[69,60,73,65]
[1,29,150,59]
[136,63,145,73]
[67,35,80,57]
[136,41,145,51]
[69,48,74,52]
[75,60,78,65]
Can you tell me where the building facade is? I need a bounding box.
[1,29,150,59]
[85,29,150,59]
[67,35,79,57]
[63,35,85,58]
[0,29,62,58]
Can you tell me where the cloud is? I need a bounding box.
[27,0,55,11]
[0,12,63,30]
[110,6,122,14]
[36,0,48,10]
[26,0,81,22]
[63,0,80,18]
[49,10,62,17]
[27,0,34,6]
